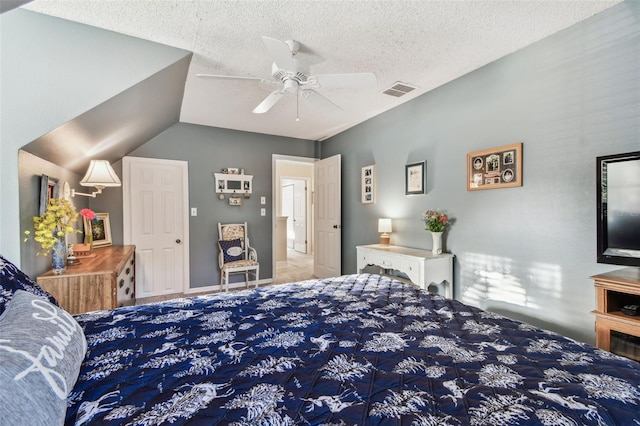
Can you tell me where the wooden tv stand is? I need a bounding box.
[592,267,640,361]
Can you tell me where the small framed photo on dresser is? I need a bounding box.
[84,213,112,247]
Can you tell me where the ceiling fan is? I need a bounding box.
[197,36,377,119]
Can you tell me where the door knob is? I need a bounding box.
[176,239,182,244]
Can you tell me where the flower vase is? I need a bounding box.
[51,239,67,274]
[431,231,443,255]
[85,231,93,252]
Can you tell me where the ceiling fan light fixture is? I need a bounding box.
[197,36,376,116]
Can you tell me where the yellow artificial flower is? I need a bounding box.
[24,198,81,256]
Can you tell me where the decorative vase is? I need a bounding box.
[85,231,93,252]
[51,239,67,274]
[431,231,443,255]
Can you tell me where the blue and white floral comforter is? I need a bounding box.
[67,274,640,425]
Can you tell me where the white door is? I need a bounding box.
[293,179,307,253]
[314,154,341,278]
[123,157,189,298]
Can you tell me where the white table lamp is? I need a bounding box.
[378,218,392,244]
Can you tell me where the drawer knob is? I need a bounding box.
[119,279,124,288]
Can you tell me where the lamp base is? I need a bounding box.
[379,234,390,245]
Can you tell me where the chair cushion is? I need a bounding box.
[0,253,59,316]
[219,239,244,263]
[221,259,259,269]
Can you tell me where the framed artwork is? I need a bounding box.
[467,142,523,191]
[361,164,376,204]
[84,213,112,247]
[39,174,59,215]
[405,161,426,195]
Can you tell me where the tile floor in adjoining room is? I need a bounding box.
[274,248,314,284]
[136,249,314,304]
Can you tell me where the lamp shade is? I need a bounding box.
[378,218,392,233]
[80,160,121,188]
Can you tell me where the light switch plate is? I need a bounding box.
[260,208,266,216]
[260,196,266,205]
[191,207,197,216]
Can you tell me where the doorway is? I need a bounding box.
[281,178,308,253]
[273,156,314,284]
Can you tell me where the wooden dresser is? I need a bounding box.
[592,267,640,361]
[37,245,136,314]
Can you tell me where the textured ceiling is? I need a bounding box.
[23,0,621,141]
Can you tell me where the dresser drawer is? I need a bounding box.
[368,251,401,270]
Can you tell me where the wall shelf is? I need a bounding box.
[214,173,253,195]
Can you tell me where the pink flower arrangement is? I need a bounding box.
[422,210,450,232]
[79,208,99,247]
[80,208,98,222]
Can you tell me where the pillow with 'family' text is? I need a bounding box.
[219,238,244,263]
[0,290,87,425]
[0,253,59,316]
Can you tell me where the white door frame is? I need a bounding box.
[272,154,315,280]
[123,156,190,294]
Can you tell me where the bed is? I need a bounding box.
[2,255,640,425]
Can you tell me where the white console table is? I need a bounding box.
[356,244,454,298]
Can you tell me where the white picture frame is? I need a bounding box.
[361,164,376,204]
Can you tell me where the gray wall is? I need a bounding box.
[1,9,188,264]
[322,1,640,344]
[128,123,318,287]
[18,151,89,278]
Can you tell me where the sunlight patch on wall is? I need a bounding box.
[460,252,562,314]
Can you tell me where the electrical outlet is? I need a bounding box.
[260,196,266,205]
[191,207,197,216]
[260,208,266,216]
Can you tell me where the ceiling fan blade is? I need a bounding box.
[313,72,377,89]
[252,90,286,114]
[301,89,343,111]
[261,36,296,71]
[197,74,273,84]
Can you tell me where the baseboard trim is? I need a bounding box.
[184,278,273,294]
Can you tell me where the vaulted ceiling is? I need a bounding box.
[22,0,621,142]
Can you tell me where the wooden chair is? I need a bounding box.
[217,222,259,291]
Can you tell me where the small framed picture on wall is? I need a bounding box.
[39,174,59,215]
[361,164,376,204]
[405,161,426,195]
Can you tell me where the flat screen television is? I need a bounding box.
[597,151,640,267]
